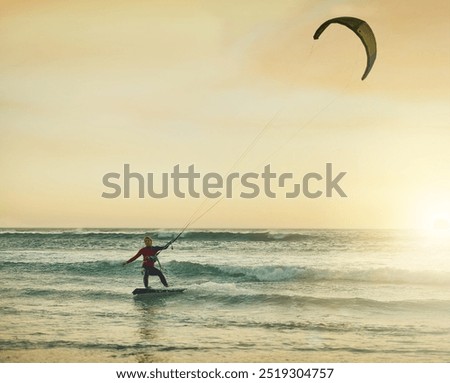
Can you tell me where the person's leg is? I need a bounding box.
[146,267,169,287]
[156,268,169,287]
[143,268,149,288]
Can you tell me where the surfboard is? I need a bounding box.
[132,288,186,295]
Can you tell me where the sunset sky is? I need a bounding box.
[1,0,449,229]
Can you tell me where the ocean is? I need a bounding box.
[1,228,449,362]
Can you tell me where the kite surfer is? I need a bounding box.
[123,236,170,288]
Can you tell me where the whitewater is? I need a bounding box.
[1,228,449,362]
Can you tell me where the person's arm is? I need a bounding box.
[150,245,169,260]
[122,250,141,266]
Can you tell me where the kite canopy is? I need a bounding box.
[313,17,377,80]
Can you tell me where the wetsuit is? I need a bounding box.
[125,246,169,288]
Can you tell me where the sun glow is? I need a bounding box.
[411,202,450,271]
[419,203,450,238]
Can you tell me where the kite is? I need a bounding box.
[313,17,377,80]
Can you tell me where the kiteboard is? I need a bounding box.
[132,288,186,295]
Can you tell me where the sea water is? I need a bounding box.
[1,228,449,362]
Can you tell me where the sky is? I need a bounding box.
[1,0,449,229]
